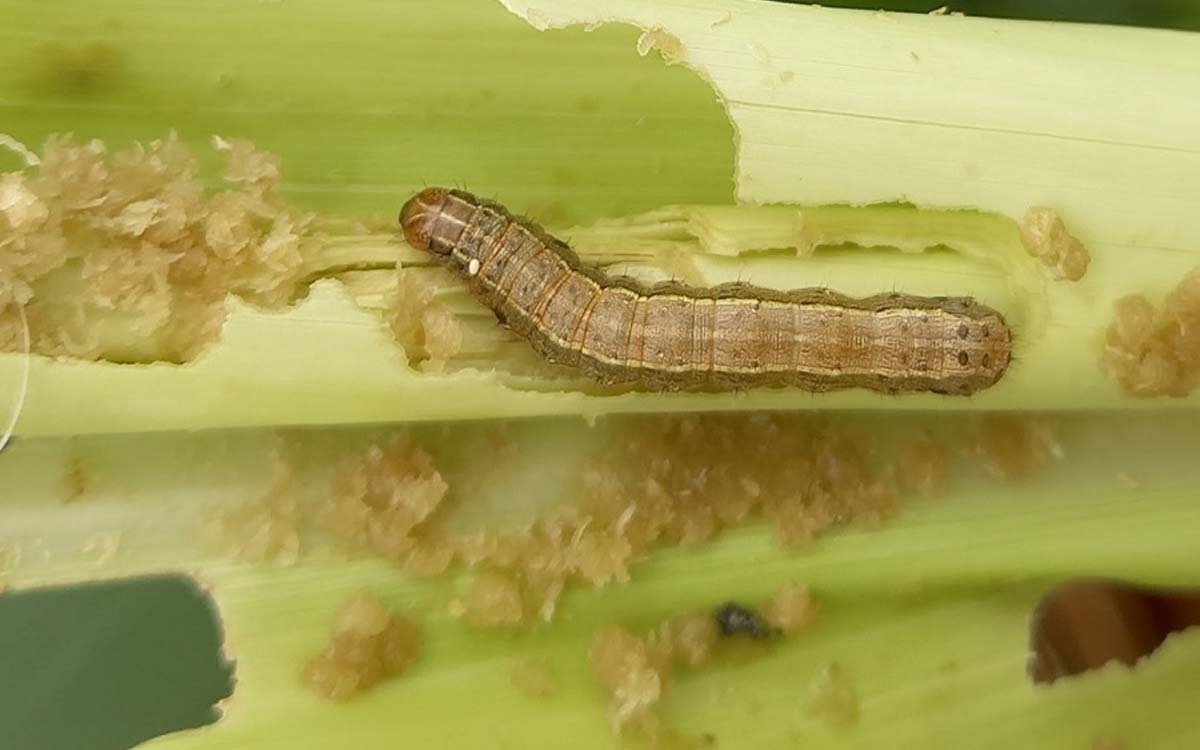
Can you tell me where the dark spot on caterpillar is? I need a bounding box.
[714,602,777,640]
[982,353,991,368]
[957,324,970,339]
[958,351,969,366]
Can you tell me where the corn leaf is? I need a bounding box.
[2,1,1199,749]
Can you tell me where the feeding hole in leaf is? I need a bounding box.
[0,574,233,750]
[1028,578,1200,684]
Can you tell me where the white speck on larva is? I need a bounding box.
[467,258,481,277]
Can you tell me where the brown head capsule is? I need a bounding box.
[398,187,1015,396]
[399,188,450,253]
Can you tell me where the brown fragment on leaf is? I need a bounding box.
[400,531,456,578]
[523,573,566,624]
[304,591,421,700]
[510,657,559,699]
[457,570,526,628]
[212,135,282,191]
[590,583,819,736]
[59,453,88,503]
[218,454,302,566]
[582,415,902,555]
[636,29,686,65]
[964,415,1062,481]
[590,624,667,734]
[0,167,64,312]
[326,416,907,628]
[806,662,860,729]
[324,435,449,567]
[762,583,820,635]
[897,430,946,499]
[656,614,719,668]
[1020,207,1090,281]
[573,525,636,586]
[0,133,310,362]
[1102,268,1200,397]
[387,267,462,371]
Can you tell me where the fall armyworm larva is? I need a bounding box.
[400,188,1012,395]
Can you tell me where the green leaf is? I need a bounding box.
[2,1,1198,748]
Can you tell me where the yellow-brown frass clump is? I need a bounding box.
[0,133,309,362]
[216,454,302,566]
[310,414,1061,643]
[963,415,1062,481]
[1019,206,1090,281]
[444,414,906,626]
[806,662,860,729]
[324,436,450,572]
[510,657,559,700]
[303,591,421,700]
[387,267,462,371]
[761,583,821,635]
[896,431,948,500]
[454,570,526,628]
[1102,268,1200,397]
[655,613,720,668]
[317,416,926,631]
[590,624,669,735]
[582,415,903,549]
[590,585,820,736]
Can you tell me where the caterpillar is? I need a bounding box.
[399,188,1012,395]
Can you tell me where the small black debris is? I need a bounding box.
[714,602,778,640]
